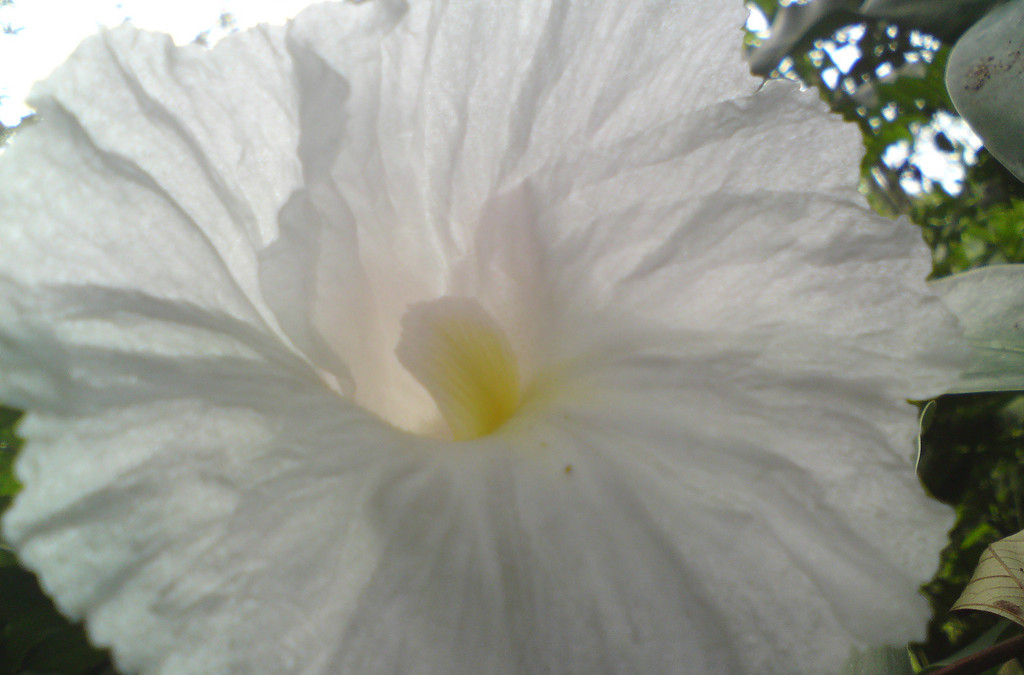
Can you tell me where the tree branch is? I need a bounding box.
[931,633,1024,675]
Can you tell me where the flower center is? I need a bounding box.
[396,297,521,441]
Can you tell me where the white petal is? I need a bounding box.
[313,441,741,674]
[519,84,965,400]
[533,329,953,673]
[0,23,304,393]
[282,0,753,308]
[5,381,417,675]
[31,24,302,252]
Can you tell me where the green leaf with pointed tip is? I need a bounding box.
[930,265,1024,393]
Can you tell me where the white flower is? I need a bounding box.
[0,1,964,674]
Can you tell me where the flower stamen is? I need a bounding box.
[396,297,521,440]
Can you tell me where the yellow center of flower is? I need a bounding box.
[396,297,521,440]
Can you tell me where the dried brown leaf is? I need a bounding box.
[954,530,1024,627]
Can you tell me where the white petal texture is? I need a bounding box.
[0,1,966,674]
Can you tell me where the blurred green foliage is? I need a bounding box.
[917,394,1024,666]
[0,406,21,568]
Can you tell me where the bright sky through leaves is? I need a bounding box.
[0,0,320,126]
[744,1,981,196]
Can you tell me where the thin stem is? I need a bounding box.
[931,633,1024,675]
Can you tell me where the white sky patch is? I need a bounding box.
[745,3,770,38]
[822,39,860,74]
[916,113,982,195]
[0,0,324,126]
[882,113,984,196]
[821,67,839,89]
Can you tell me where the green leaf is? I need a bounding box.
[947,0,1024,183]
[861,0,1007,35]
[832,644,913,674]
[916,620,1019,672]
[930,265,1024,393]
